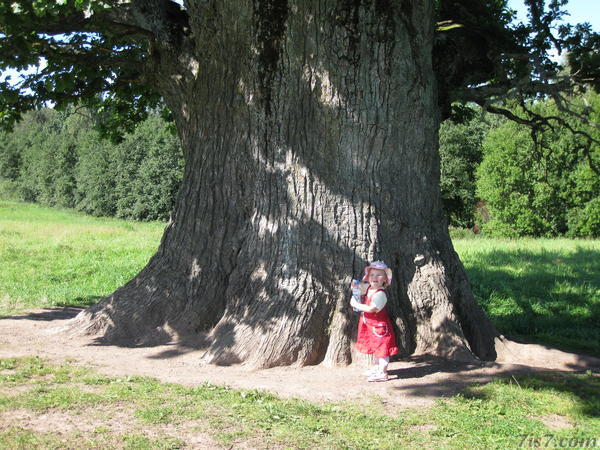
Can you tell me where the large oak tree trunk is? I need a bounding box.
[71,0,498,367]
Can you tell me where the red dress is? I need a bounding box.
[355,288,399,358]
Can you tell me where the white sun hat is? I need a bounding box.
[362,261,392,285]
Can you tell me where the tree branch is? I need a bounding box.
[477,94,600,177]
[3,5,156,45]
[454,76,573,105]
[30,38,146,73]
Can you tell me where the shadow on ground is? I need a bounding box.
[59,296,104,308]
[385,355,599,418]
[0,295,102,322]
[463,246,600,358]
[0,307,84,321]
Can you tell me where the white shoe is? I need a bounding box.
[362,366,379,376]
[368,372,389,382]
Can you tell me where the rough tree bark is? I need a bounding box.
[71,0,498,367]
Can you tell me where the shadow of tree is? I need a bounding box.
[143,332,213,361]
[383,355,599,420]
[462,247,600,357]
[0,296,103,322]
[57,296,104,308]
[0,307,84,321]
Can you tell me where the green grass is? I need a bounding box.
[1,202,599,447]
[454,238,600,357]
[0,357,598,449]
[0,201,164,315]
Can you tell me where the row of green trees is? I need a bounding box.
[0,108,183,221]
[0,96,598,235]
[439,92,599,237]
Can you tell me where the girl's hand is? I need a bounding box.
[350,297,360,309]
[358,283,369,295]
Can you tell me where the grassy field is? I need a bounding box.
[0,356,598,449]
[1,201,599,447]
[0,201,164,315]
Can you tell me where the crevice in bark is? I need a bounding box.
[254,0,289,115]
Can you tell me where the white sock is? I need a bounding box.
[378,356,389,373]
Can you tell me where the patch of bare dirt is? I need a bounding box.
[532,414,573,430]
[0,307,598,411]
[0,407,130,435]
[0,384,32,397]
[0,404,219,448]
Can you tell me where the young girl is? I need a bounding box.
[350,261,399,382]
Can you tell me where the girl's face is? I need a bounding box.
[368,268,388,288]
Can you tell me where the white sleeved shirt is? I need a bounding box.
[370,290,387,311]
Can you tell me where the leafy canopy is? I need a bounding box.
[0,0,168,139]
[0,0,598,138]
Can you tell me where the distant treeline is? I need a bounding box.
[440,92,599,238]
[0,108,183,221]
[0,95,598,236]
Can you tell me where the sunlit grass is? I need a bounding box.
[454,238,600,356]
[0,201,164,315]
[0,357,598,449]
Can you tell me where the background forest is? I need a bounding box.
[1,92,599,237]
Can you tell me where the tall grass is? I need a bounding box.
[0,201,164,315]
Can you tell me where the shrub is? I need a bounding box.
[438,110,493,228]
[74,130,117,217]
[0,179,19,200]
[566,197,600,237]
[113,114,183,221]
[476,94,600,237]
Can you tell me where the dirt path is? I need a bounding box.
[1,307,599,410]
